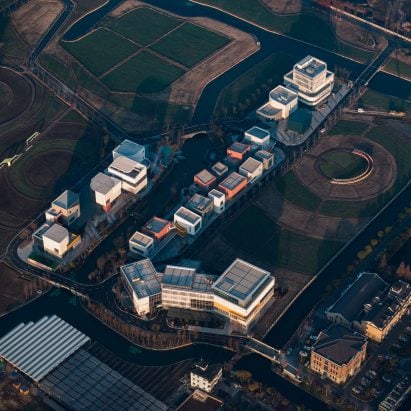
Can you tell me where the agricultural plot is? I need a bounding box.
[62,28,139,76]
[101,50,185,93]
[151,22,229,67]
[107,7,181,45]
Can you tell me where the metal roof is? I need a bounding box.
[129,231,153,248]
[219,172,247,191]
[52,190,79,209]
[239,157,262,174]
[194,169,216,185]
[208,189,224,199]
[175,206,201,225]
[43,224,69,243]
[163,265,196,289]
[255,150,273,160]
[245,126,270,140]
[90,173,120,195]
[109,156,145,177]
[0,315,89,382]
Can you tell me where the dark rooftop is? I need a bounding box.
[227,142,249,154]
[191,362,222,381]
[143,217,170,234]
[178,390,223,411]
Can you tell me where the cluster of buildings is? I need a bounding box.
[306,272,411,385]
[121,258,275,333]
[257,55,334,123]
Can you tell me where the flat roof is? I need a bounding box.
[294,55,327,78]
[256,102,281,118]
[43,223,69,243]
[245,126,270,140]
[90,172,120,195]
[109,156,145,178]
[239,157,262,174]
[208,189,225,199]
[175,206,201,225]
[212,259,271,303]
[121,259,161,299]
[269,85,298,104]
[0,315,90,382]
[143,216,170,234]
[219,172,247,191]
[227,142,249,154]
[211,162,228,176]
[130,231,153,248]
[113,139,144,157]
[194,169,216,185]
[187,194,212,213]
[178,390,223,411]
[53,190,79,209]
[163,265,196,289]
[255,150,274,160]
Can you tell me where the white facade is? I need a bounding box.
[239,157,263,182]
[113,139,145,163]
[108,156,147,194]
[90,173,122,210]
[174,206,202,236]
[208,189,225,214]
[162,285,214,311]
[129,231,154,257]
[283,55,334,106]
[42,224,70,258]
[244,126,271,147]
[257,85,298,121]
[190,364,222,393]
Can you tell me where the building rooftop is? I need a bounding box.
[294,55,327,78]
[212,259,271,304]
[129,231,153,248]
[245,126,270,141]
[227,142,250,155]
[109,156,145,178]
[0,315,89,382]
[143,216,170,235]
[113,139,144,158]
[178,390,223,411]
[256,101,282,118]
[187,194,212,214]
[255,150,273,160]
[121,259,162,299]
[327,272,388,323]
[208,189,225,199]
[191,362,222,381]
[269,85,298,104]
[211,162,228,176]
[219,172,247,191]
[194,169,216,186]
[239,157,262,174]
[175,206,202,225]
[90,172,120,195]
[162,265,215,292]
[312,325,366,366]
[43,223,69,243]
[52,190,79,210]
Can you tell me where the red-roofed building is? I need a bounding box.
[142,217,172,241]
[227,142,250,160]
[194,169,216,191]
[218,172,247,200]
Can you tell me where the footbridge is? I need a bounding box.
[245,337,282,364]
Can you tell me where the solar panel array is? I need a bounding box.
[175,207,201,225]
[0,315,89,382]
[220,172,247,190]
[40,350,167,411]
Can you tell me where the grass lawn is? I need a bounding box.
[62,28,139,76]
[359,89,411,113]
[151,22,229,68]
[223,205,342,274]
[320,151,368,179]
[275,172,321,212]
[40,54,78,90]
[329,120,369,136]
[384,58,411,81]
[107,7,181,46]
[101,50,185,93]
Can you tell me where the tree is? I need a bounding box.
[397,262,406,278]
[234,370,252,384]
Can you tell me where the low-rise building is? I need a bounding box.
[90,172,122,211]
[255,150,274,170]
[208,189,225,214]
[310,325,367,384]
[211,162,228,179]
[218,172,247,200]
[186,194,214,218]
[190,362,222,393]
[239,157,263,183]
[283,55,334,106]
[120,259,162,316]
[45,190,80,226]
[129,231,154,257]
[177,389,223,411]
[194,169,216,191]
[212,259,275,331]
[244,126,271,147]
[113,139,145,163]
[174,206,202,236]
[257,85,298,122]
[227,142,250,160]
[107,156,147,194]
[143,217,172,241]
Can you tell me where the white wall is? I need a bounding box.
[174,214,202,235]
[43,236,69,257]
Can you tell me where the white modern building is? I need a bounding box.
[208,189,225,214]
[174,206,202,236]
[257,85,298,122]
[255,150,274,170]
[129,231,154,257]
[190,362,222,393]
[113,139,145,164]
[90,172,122,211]
[239,157,263,183]
[212,259,275,332]
[161,265,215,312]
[107,156,147,194]
[45,190,80,226]
[244,126,271,147]
[283,55,334,106]
[120,259,162,316]
[186,194,214,218]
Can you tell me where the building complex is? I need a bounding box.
[190,362,222,393]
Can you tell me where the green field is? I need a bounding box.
[329,120,369,136]
[275,172,321,212]
[359,89,411,113]
[108,7,181,46]
[223,205,342,274]
[384,58,411,81]
[320,150,368,179]
[62,28,139,76]
[151,22,229,67]
[101,50,185,93]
